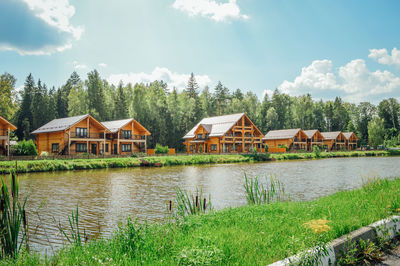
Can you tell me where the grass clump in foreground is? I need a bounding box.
[4,177,400,265]
[0,150,398,174]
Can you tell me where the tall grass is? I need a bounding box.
[173,187,212,217]
[244,173,288,205]
[59,206,87,247]
[0,171,28,258]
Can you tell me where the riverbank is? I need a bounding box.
[0,150,398,174]
[4,177,400,265]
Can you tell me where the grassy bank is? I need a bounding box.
[0,150,399,174]
[4,177,400,265]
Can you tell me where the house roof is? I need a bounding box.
[0,116,17,131]
[343,132,358,140]
[183,113,246,139]
[303,129,323,139]
[321,131,342,140]
[101,118,134,133]
[263,128,302,140]
[31,114,108,134]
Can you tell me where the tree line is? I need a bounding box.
[0,71,398,150]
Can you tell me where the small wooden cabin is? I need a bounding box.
[101,118,151,154]
[263,128,308,151]
[321,131,346,151]
[343,132,358,150]
[303,129,324,151]
[183,113,264,154]
[32,114,110,155]
[0,116,17,156]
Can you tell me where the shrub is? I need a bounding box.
[14,140,37,156]
[155,144,169,154]
[264,144,268,153]
[40,151,50,157]
[313,145,321,158]
[278,144,289,151]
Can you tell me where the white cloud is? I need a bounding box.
[98,63,107,68]
[278,58,400,102]
[73,61,88,70]
[172,0,249,22]
[368,48,400,67]
[108,67,212,91]
[0,0,83,55]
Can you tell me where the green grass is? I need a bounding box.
[0,150,398,174]
[3,177,400,265]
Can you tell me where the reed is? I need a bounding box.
[173,187,212,217]
[59,206,87,247]
[244,173,288,205]
[0,171,28,258]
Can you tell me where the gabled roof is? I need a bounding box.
[102,118,151,135]
[183,113,246,139]
[31,114,108,134]
[101,118,134,133]
[263,128,302,140]
[303,129,324,139]
[321,131,342,140]
[0,116,17,131]
[343,132,358,141]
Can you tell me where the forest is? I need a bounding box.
[0,71,399,151]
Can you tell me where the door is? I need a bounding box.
[91,144,97,155]
[114,144,118,155]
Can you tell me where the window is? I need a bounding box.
[122,130,132,139]
[76,128,88,137]
[101,144,109,152]
[52,143,59,153]
[197,134,203,140]
[190,145,194,151]
[211,144,217,151]
[121,144,132,152]
[76,143,87,152]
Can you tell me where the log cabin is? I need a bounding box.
[263,128,308,151]
[303,129,325,151]
[0,116,17,157]
[343,132,358,150]
[321,131,346,151]
[101,118,151,154]
[32,114,111,155]
[183,113,264,154]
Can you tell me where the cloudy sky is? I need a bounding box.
[0,0,400,103]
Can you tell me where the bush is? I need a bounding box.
[312,145,321,158]
[40,151,50,157]
[155,144,169,154]
[278,144,289,151]
[14,140,38,156]
[264,144,268,153]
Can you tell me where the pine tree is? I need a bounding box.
[15,74,35,139]
[87,70,106,120]
[185,73,199,99]
[214,81,230,115]
[113,82,129,120]
[31,80,50,130]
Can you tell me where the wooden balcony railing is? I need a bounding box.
[70,132,110,139]
[232,126,252,131]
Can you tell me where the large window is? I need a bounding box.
[122,130,132,139]
[197,134,203,140]
[211,144,217,151]
[102,143,109,152]
[121,144,132,152]
[76,143,87,152]
[76,128,88,137]
[52,143,59,153]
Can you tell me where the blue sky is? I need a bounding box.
[1,0,400,103]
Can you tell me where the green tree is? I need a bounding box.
[15,74,35,139]
[266,107,279,131]
[378,98,399,130]
[214,81,230,115]
[68,83,88,116]
[356,102,376,145]
[185,73,199,98]
[368,117,385,148]
[86,70,106,120]
[113,82,129,120]
[0,73,18,120]
[31,80,50,130]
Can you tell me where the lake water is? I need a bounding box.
[9,156,400,252]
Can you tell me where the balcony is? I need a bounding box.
[232,126,252,132]
[120,134,146,140]
[294,138,307,142]
[70,132,109,140]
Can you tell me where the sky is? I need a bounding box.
[1,0,400,103]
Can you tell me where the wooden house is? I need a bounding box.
[0,116,17,156]
[101,118,151,154]
[343,132,358,150]
[321,131,346,151]
[303,129,324,151]
[263,129,308,151]
[32,114,111,155]
[183,113,264,154]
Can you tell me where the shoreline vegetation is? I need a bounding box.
[0,150,399,174]
[3,176,400,265]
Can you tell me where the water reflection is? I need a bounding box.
[9,156,400,252]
